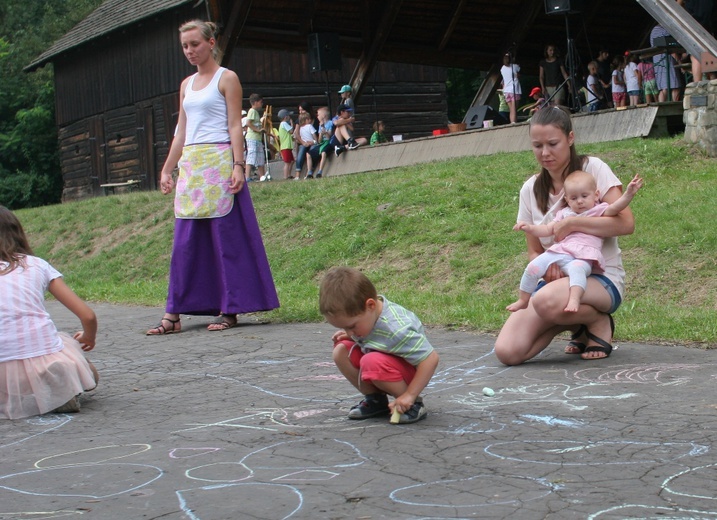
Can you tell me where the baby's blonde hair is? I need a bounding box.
[564,170,597,195]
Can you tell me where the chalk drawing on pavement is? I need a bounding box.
[389,474,560,508]
[0,463,163,498]
[484,440,708,465]
[588,504,717,519]
[663,463,717,500]
[176,481,303,520]
[34,444,151,468]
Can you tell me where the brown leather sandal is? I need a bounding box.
[146,317,181,335]
[207,314,237,331]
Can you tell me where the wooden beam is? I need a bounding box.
[205,0,224,27]
[438,0,468,51]
[468,0,545,112]
[637,0,717,70]
[350,0,404,103]
[217,0,253,66]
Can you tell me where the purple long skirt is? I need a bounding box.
[166,185,280,316]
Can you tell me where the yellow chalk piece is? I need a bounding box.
[390,409,401,424]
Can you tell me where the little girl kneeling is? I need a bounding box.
[0,206,98,419]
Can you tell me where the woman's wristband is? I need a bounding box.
[233,161,245,167]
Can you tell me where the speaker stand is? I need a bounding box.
[563,15,582,112]
[323,70,333,115]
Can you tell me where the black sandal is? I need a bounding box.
[565,324,587,354]
[582,315,615,360]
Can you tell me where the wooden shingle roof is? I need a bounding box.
[26,0,191,70]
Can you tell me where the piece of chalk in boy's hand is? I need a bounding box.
[482,387,495,397]
[390,409,402,424]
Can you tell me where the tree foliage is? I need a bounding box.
[0,0,102,209]
[446,68,485,124]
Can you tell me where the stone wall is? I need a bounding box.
[683,79,717,156]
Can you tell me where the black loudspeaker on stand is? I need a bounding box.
[544,0,582,14]
[464,105,508,129]
[308,33,341,72]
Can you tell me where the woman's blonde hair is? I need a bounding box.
[179,19,222,62]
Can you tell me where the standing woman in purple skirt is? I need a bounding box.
[147,19,279,335]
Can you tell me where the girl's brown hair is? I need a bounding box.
[528,106,587,213]
[0,206,33,274]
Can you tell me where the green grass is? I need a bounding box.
[16,136,717,346]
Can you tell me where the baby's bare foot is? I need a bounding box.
[506,300,529,312]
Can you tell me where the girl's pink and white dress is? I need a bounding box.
[0,256,97,419]
[548,203,609,272]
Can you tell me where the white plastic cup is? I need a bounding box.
[483,120,494,128]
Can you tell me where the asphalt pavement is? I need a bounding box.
[2,302,717,520]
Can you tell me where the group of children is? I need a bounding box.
[248,86,393,182]
[270,85,372,181]
[584,53,649,111]
[505,42,680,118]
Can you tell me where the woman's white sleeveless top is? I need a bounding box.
[183,67,230,145]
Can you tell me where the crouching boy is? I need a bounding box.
[319,267,439,424]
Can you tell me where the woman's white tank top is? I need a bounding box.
[183,67,230,145]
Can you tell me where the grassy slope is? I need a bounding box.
[17,136,717,346]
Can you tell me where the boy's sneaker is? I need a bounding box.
[305,173,314,180]
[346,139,361,150]
[334,145,345,157]
[398,398,427,424]
[347,393,389,420]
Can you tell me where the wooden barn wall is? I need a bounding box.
[231,49,448,139]
[53,5,198,126]
[52,10,447,201]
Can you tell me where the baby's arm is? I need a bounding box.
[514,220,556,238]
[391,350,440,414]
[48,278,97,351]
[603,174,643,217]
